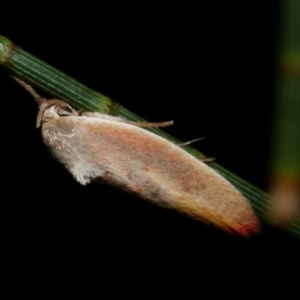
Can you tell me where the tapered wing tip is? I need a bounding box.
[232,217,261,237]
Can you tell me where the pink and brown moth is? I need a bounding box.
[13,77,260,236]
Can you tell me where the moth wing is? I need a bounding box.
[44,116,260,236]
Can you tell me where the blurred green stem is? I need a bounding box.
[269,0,300,227]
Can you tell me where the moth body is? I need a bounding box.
[14,77,260,236]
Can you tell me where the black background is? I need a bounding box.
[2,3,299,299]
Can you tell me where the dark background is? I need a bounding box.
[2,4,299,299]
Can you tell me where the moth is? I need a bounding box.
[13,77,260,236]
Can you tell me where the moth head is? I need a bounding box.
[37,100,77,128]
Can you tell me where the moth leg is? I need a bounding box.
[177,137,215,163]
[79,111,173,127]
[201,157,216,163]
[177,137,205,146]
[125,120,174,128]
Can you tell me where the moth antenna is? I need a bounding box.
[11,76,46,106]
[125,120,174,128]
